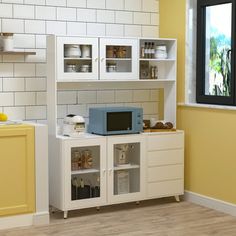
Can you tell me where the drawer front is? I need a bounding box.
[147,133,184,151]
[148,149,183,167]
[147,179,184,198]
[148,165,183,182]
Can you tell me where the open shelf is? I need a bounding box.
[0,51,36,55]
[106,58,132,61]
[139,58,175,62]
[64,57,92,60]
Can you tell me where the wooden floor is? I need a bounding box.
[2,198,236,236]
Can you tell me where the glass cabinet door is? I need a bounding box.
[100,38,138,80]
[57,37,99,81]
[64,138,106,209]
[107,135,145,204]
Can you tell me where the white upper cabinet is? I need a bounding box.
[99,38,138,80]
[57,37,99,81]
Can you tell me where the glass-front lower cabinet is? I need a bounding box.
[107,134,145,204]
[63,137,106,214]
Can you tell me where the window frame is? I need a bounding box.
[196,0,236,105]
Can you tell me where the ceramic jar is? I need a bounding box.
[1,33,14,51]
[81,45,91,58]
[64,44,81,58]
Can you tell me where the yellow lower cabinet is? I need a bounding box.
[0,125,35,216]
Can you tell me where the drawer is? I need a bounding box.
[147,165,183,182]
[148,149,183,167]
[147,179,184,198]
[147,133,184,151]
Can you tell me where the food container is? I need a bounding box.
[106,46,114,58]
[1,33,14,51]
[65,63,77,73]
[64,44,81,58]
[107,63,117,72]
[81,45,91,58]
[80,64,91,73]
[155,45,167,59]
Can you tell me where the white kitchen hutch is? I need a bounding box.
[47,35,184,218]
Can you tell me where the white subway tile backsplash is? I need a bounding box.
[134,12,150,25]
[36,92,47,105]
[106,0,124,10]
[97,10,115,23]
[151,13,159,25]
[106,24,124,37]
[142,25,159,37]
[87,0,105,9]
[150,89,159,101]
[13,4,34,19]
[26,105,46,120]
[77,9,96,22]
[36,6,56,20]
[57,91,77,105]
[14,34,35,48]
[14,63,35,77]
[24,0,45,5]
[67,22,86,36]
[57,7,76,21]
[3,78,25,91]
[115,90,133,103]
[0,93,14,106]
[25,78,46,91]
[2,19,24,33]
[3,54,24,62]
[125,0,141,11]
[78,91,97,104]
[124,25,141,37]
[25,20,46,34]
[133,90,150,102]
[141,101,158,114]
[0,64,14,77]
[87,23,105,36]
[67,0,86,8]
[3,106,25,120]
[68,104,87,117]
[97,90,114,103]
[0,79,2,91]
[15,92,36,105]
[25,49,46,63]
[46,21,66,35]
[0,3,13,18]
[142,0,159,13]
[46,0,66,7]
[2,0,23,3]
[115,11,133,24]
[36,63,46,76]
[36,35,47,48]
[57,105,67,119]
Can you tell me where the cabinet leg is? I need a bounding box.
[136,201,140,205]
[64,211,68,219]
[174,195,180,202]
[96,207,100,211]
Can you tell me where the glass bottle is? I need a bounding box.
[144,42,148,58]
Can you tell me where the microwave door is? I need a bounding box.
[107,112,132,132]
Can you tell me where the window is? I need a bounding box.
[196,0,236,105]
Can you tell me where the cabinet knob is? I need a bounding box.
[101,57,105,62]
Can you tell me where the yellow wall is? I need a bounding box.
[160,0,236,204]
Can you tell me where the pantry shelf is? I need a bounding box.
[71,168,100,175]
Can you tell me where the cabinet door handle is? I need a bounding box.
[101,57,105,62]
[103,169,106,176]
[95,57,98,62]
[109,169,112,175]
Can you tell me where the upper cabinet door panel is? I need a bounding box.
[57,37,99,81]
[99,38,138,80]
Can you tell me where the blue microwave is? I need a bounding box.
[88,107,143,135]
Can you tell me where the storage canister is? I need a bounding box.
[1,33,14,51]
[64,44,81,58]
